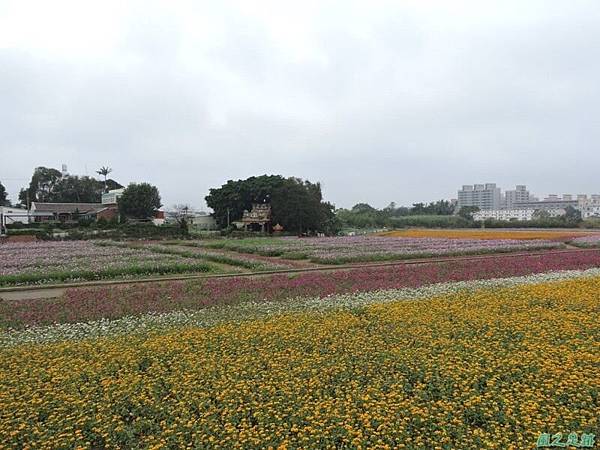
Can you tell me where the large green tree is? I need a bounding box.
[0,180,9,206]
[205,175,339,234]
[19,167,62,205]
[18,166,122,205]
[205,175,286,227]
[48,176,122,203]
[118,183,162,220]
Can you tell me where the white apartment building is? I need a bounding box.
[578,197,600,219]
[474,209,536,222]
[473,208,566,222]
[457,183,502,210]
[502,185,534,209]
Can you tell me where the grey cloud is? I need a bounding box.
[1,1,599,209]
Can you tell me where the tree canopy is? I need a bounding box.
[0,180,9,206]
[336,200,458,229]
[118,183,162,220]
[19,167,63,205]
[205,175,340,234]
[18,166,122,205]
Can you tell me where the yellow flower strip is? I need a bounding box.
[1,277,598,449]
[379,229,596,241]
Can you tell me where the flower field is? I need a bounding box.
[1,270,599,449]
[0,241,215,286]
[143,242,306,270]
[204,235,563,263]
[570,234,600,248]
[379,229,597,241]
[3,249,600,329]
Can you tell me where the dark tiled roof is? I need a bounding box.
[32,203,105,214]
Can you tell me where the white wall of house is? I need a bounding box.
[0,206,30,224]
[473,208,566,221]
[474,209,536,221]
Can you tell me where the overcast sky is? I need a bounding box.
[1,0,599,210]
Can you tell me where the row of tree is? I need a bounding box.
[336,200,464,229]
[16,167,122,206]
[1,167,162,221]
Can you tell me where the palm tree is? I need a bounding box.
[96,166,113,193]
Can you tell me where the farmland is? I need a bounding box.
[0,240,312,287]
[379,229,599,241]
[0,233,574,286]
[203,235,563,264]
[1,270,599,448]
[1,234,599,449]
[3,248,600,330]
[0,241,214,286]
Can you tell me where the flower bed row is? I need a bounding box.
[1,272,598,448]
[3,249,600,329]
[0,241,216,286]
[570,234,600,248]
[204,235,563,263]
[379,229,596,241]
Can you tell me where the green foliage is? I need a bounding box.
[205,175,340,234]
[337,200,464,230]
[205,175,285,227]
[409,200,455,216]
[581,219,600,229]
[270,178,339,234]
[96,166,113,193]
[19,167,62,205]
[0,261,213,287]
[563,206,583,226]
[118,183,162,220]
[457,206,480,221]
[48,176,121,203]
[0,181,9,206]
[18,166,122,205]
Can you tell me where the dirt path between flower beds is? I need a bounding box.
[2,247,600,301]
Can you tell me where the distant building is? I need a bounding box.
[513,194,578,211]
[0,206,29,225]
[502,185,533,209]
[30,202,105,222]
[164,209,218,230]
[578,197,600,219]
[152,211,165,226]
[457,183,501,210]
[473,208,565,222]
[191,215,217,230]
[101,188,124,205]
[0,206,30,234]
[242,203,272,232]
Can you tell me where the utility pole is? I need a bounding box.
[227,208,230,227]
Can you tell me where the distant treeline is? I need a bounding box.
[336,201,599,229]
[336,201,464,229]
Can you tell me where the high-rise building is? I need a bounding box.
[503,185,532,209]
[457,183,501,210]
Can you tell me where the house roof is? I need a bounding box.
[31,202,105,214]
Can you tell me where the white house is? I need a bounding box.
[473,208,566,222]
[101,188,124,205]
[0,205,30,234]
[0,205,30,225]
[578,198,600,219]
